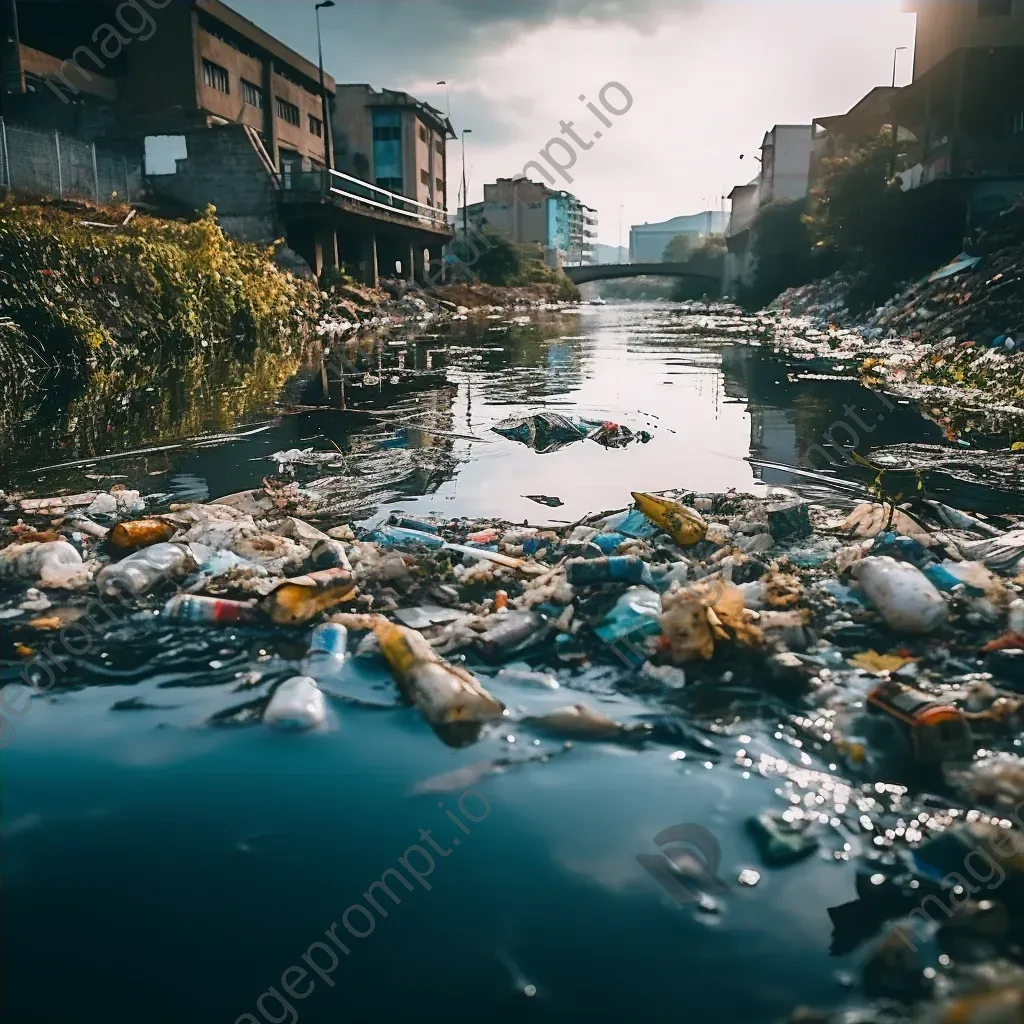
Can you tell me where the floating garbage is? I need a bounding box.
[493,412,649,452]
[851,556,949,635]
[261,568,358,626]
[263,676,327,731]
[373,618,505,727]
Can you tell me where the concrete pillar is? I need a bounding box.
[314,223,338,279]
[414,244,427,285]
[408,241,416,284]
[362,232,379,289]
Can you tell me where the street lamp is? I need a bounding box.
[890,45,908,177]
[315,0,335,173]
[461,128,472,241]
[891,45,908,88]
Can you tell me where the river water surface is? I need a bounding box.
[0,302,1006,1023]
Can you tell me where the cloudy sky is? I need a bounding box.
[231,0,916,245]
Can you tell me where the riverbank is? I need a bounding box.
[0,197,582,480]
[753,197,1024,429]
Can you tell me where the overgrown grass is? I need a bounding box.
[0,198,318,374]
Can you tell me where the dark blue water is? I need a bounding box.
[1,303,977,1023]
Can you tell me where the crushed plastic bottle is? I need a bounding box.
[261,568,358,626]
[371,524,445,550]
[852,556,949,634]
[96,543,195,598]
[631,492,707,547]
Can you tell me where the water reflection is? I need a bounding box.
[4,302,991,522]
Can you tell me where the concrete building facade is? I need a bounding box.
[458,177,597,265]
[758,124,813,205]
[1,0,336,172]
[629,211,728,263]
[896,0,1024,218]
[332,85,453,211]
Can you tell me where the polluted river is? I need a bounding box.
[5,302,1024,1024]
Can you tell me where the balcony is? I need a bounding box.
[281,167,450,233]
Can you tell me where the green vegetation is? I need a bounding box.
[0,198,318,464]
[669,234,726,301]
[662,233,697,263]
[450,232,579,300]
[740,200,814,310]
[0,199,317,374]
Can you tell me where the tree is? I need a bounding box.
[662,234,696,263]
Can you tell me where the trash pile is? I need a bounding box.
[761,197,1024,416]
[9,478,1024,1014]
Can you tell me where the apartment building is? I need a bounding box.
[897,0,1024,203]
[758,125,813,206]
[458,177,597,265]
[2,0,335,171]
[332,85,454,210]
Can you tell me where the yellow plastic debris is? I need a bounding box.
[374,619,505,726]
[631,492,707,547]
[848,650,915,675]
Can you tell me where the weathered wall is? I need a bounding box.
[146,124,278,242]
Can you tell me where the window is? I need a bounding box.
[435,177,444,194]
[309,114,323,137]
[436,139,444,157]
[376,177,403,192]
[276,96,300,127]
[373,123,401,141]
[202,59,230,95]
[418,124,429,143]
[420,168,430,186]
[241,79,263,109]
[979,0,1012,14]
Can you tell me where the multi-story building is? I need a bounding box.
[629,211,728,263]
[723,181,760,295]
[458,177,597,265]
[758,125,813,206]
[332,85,453,212]
[2,0,335,173]
[897,0,1024,216]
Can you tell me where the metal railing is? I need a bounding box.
[280,164,448,230]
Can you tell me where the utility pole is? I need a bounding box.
[315,0,335,172]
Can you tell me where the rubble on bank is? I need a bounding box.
[752,198,1024,422]
[9,477,1024,1018]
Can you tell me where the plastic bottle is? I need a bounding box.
[263,676,327,731]
[1010,598,1024,636]
[163,594,260,624]
[96,543,195,598]
[371,525,444,550]
[308,622,348,658]
[852,556,949,634]
[630,492,707,546]
[108,519,176,551]
[476,611,546,662]
[388,515,440,535]
[374,618,504,725]
[565,555,653,586]
[260,567,358,626]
